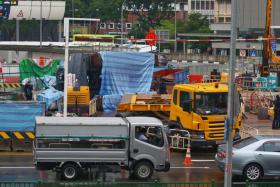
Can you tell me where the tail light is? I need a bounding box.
[217,151,234,158]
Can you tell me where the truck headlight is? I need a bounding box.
[190,131,205,139]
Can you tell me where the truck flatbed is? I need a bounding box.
[117,94,171,112]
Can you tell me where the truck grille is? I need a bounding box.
[206,131,224,140]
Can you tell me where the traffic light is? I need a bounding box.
[10,0,18,6]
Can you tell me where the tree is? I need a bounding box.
[183,13,212,52]
[184,13,211,33]
[127,0,175,32]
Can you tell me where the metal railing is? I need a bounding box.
[0,181,217,187]
[246,181,280,187]
[239,125,259,139]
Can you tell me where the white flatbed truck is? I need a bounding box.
[34,116,170,180]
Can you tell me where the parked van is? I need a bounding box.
[34,117,170,180]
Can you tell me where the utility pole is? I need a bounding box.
[224,0,237,186]
[121,0,126,49]
[174,0,177,53]
[40,0,42,48]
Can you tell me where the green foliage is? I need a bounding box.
[127,0,175,36]
[185,13,211,33]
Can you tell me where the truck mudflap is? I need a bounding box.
[155,161,170,172]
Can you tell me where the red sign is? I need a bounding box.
[145,29,158,46]
[17,10,24,17]
[39,57,45,66]
[0,63,2,74]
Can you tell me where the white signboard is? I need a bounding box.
[239,49,246,57]
[7,1,65,20]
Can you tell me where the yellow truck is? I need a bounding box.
[118,83,242,147]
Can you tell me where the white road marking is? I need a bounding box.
[233,182,246,185]
[0,166,211,170]
[171,166,210,169]
[192,160,215,162]
[0,166,35,169]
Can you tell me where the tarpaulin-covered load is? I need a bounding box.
[37,88,64,110]
[0,101,45,131]
[100,52,155,111]
[69,53,102,98]
[19,59,60,81]
[100,52,154,95]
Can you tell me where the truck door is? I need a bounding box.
[177,91,193,129]
[131,125,167,170]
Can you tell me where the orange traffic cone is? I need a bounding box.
[184,147,192,165]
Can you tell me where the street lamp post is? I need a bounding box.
[121,0,127,48]
[174,0,177,53]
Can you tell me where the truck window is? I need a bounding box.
[195,92,227,115]
[173,90,178,105]
[180,91,191,108]
[135,126,164,147]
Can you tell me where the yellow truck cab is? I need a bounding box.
[170,83,241,146]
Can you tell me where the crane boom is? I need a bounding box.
[261,0,280,76]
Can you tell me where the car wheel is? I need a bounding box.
[133,161,153,180]
[243,163,262,181]
[61,163,79,180]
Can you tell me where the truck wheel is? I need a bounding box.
[61,163,79,180]
[133,161,153,180]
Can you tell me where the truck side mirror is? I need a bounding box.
[183,100,192,112]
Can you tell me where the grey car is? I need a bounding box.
[215,135,280,181]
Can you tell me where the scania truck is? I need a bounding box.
[118,83,242,147]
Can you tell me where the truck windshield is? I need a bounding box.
[195,93,227,115]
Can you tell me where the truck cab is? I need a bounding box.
[170,83,241,146]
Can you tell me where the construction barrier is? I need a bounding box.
[239,125,259,139]
[0,83,21,88]
[11,131,35,151]
[0,131,11,151]
[0,181,217,187]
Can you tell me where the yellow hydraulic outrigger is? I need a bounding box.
[261,0,280,76]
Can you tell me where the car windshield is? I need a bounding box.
[195,93,227,115]
[233,137,258,149]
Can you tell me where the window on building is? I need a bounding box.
[211,1,214,9]
[201,1,205,9]
[117,23,121,29]
[180,3,185,11]
[126,23,132,29]
[196,1,200,9]
[218,17,224,23]
[225,17,231,23]
[100,23,106,29]
[191,1,195,9]
[206,1,209,9]
[109,23,114,29]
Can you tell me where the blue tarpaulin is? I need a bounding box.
[37,88,64,110]
[0,102,45,131]
[99,52,155,111]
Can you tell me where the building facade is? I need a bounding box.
[188,0,215,23]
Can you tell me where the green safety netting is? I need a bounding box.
[19,59,60,81]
